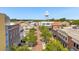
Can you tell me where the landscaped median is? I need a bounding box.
[39,26,52,43]
[44,39,68,51]
[11,26,68,51]
[39,26,68,51]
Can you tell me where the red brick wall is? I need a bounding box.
[52,25,61,30]
[67,36,74,49]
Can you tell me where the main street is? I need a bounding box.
[32,22,42,51]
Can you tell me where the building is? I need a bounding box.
[19,22,29,37]
[62,21,70,27]
[19,23,24,40]
[52,21,62,30]
[39,21,53,29]
[0,13,10,51]
[14,21,34,39]
[54,26,79,51]
[7,22,20,47]
[13,21,24,39]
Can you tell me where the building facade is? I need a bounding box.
[0,13,10,50]
[52,21,62,30]
[8,23,20,47]
[39,22,53,30]
[0,13,21,50]
[53,26,79,51]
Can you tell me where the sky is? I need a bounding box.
[0,7,79,20]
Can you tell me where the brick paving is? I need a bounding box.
[32,23,42,51]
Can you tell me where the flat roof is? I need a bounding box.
[59,27,79,44]
[52,21,62,26]
[39,22,53,23]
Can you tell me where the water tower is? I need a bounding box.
[44,11,49,21]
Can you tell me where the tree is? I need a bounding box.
[11,45,30,51]
[15,45,30,51]
[27,33,37,46]
[71,20,79,25]
[59,18,66,21]
[40,26,52,43]
[45,40,68,51]
[48,18,55,21]
[30,27,36,32]
[11,45,17,51]
[23,28,37,47]
[41,31,52,43]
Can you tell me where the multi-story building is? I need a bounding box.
[0,13,10,51]
[13,21,24,40]
[54,26,79,51]
[0,13,22,50]
[7,22,20,47]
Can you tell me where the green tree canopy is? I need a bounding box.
[71,20,79,25]
[11,45,30,51]
[40,26,52,43]
[59,18,66,21]
[45,40,68,51]
[23,28,37,47]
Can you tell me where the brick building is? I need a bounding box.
[53,26,79,51]
[52,21,62,30]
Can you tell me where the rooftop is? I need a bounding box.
[59,26,79,44]
[10,22,15,25]
[52,21,62,26]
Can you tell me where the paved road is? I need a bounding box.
[32,23,42,51]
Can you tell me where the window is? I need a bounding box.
[20,29,24,32]
[74,43,76,47]
[47,23,50,25]
[77,45,79,49]
[74,43,79,49]
[64,36,67,40]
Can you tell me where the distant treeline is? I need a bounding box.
[71,20,79,25]
[10,18,68,21]
[10,18,79,25]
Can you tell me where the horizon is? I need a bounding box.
[0,7,79,20]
